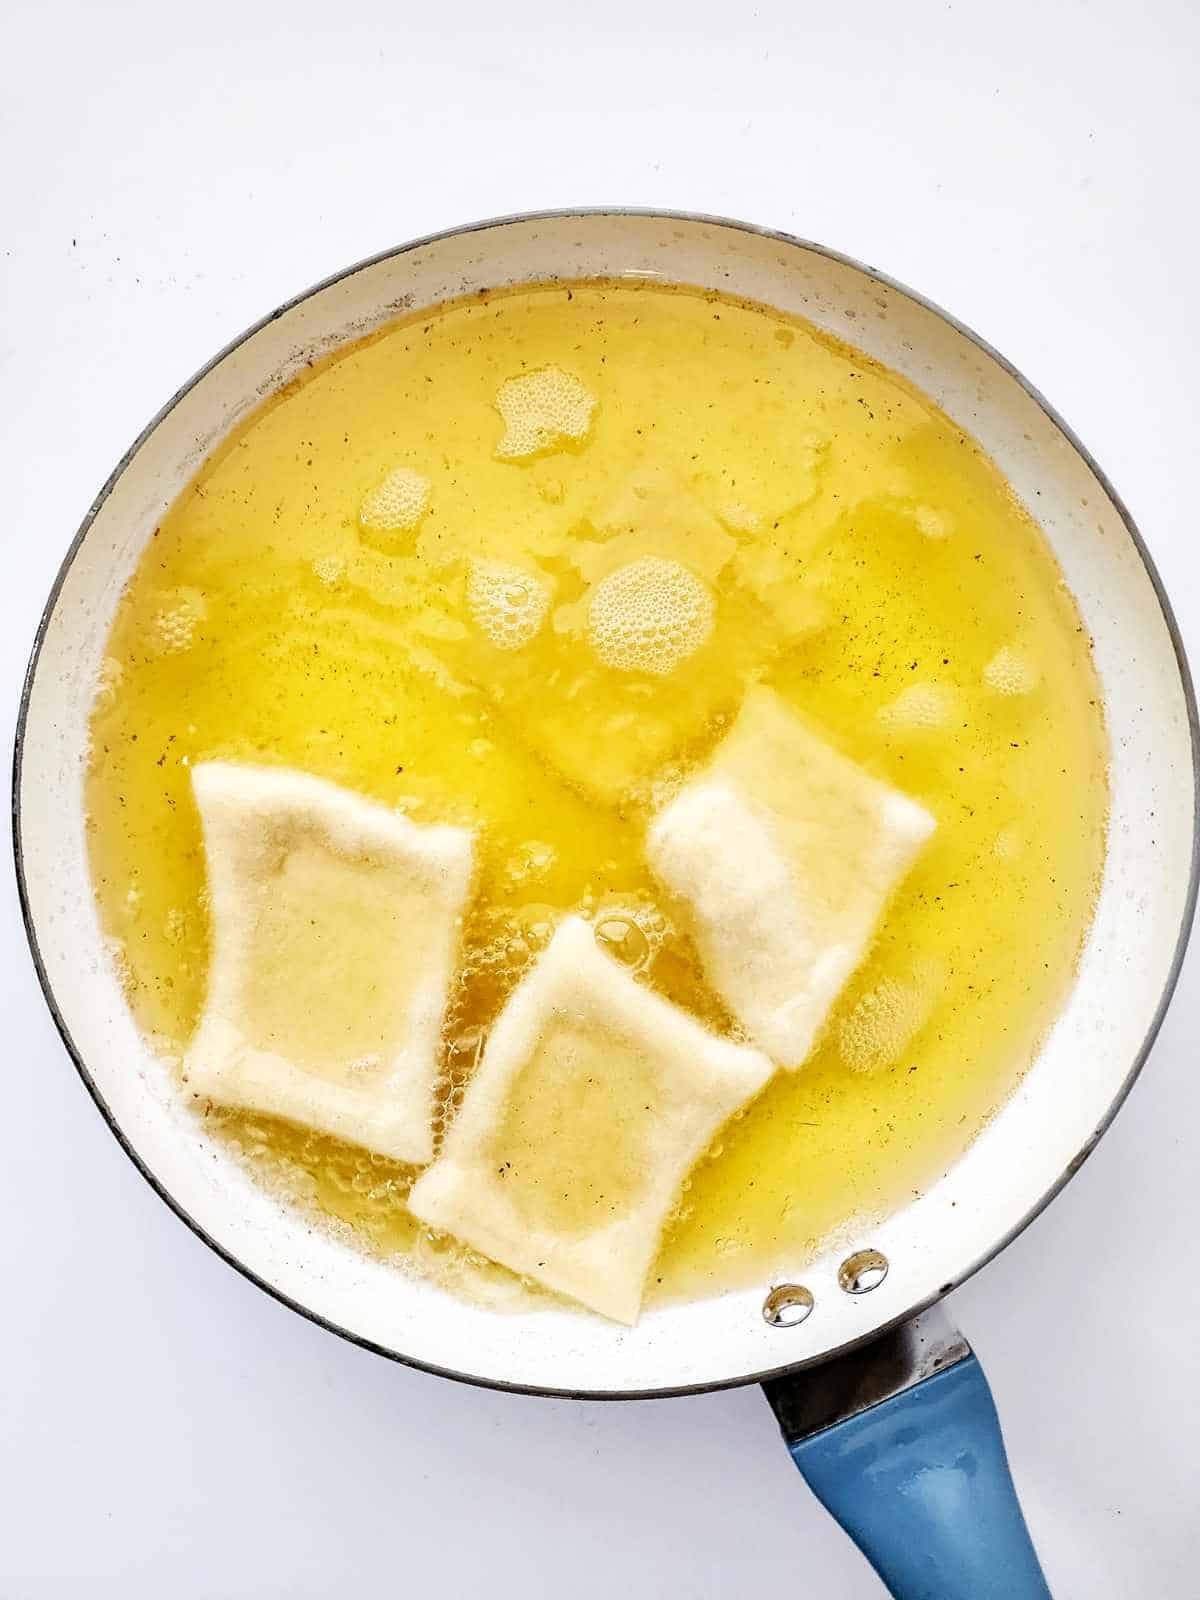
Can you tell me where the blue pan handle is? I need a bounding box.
[763,1310,1050,1599]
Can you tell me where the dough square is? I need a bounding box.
[184,763,474,1164]
[407,917,772,1323]
[647,688,935,1068]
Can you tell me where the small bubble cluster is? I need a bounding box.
[992,824,1025,861]
[358,466,431,541]
[444,1025,485,1076]
[983,644,1040,696]
[626,757,690,815]
[913,505,952,539]
[504,839,557,888]
[495,366,597,459]
[511,902,560,952]
[465,560,551,651]
[93,655,124,711]
[877,682,958,733]
[838,974,935,1072]
[148,1031,184,1079]
[104,934,133,997]
[312,554,345,587]
[587,557,714,676]
[431,905,552,1140]
[715,500,762,534]
[207,1110,417,1254]
[407,1226,530,1311]
[147,587,206,655]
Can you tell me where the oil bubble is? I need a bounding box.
[588,557,714,676]
[877,682,958,734]
[358,466,431,544]
[504,840,557,887]
[312,554,345,587]
[465,560,551,651]
[594,915,650,969]
[913,505,952,539]
[93,656,124,710]
[983,644,1040,696]
[587,892,670,971]
[838,966,941,1072]
[495,367,596,459]
[147,587,207,655]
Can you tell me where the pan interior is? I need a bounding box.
[16,212,1197,1396]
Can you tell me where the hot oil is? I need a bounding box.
[84,279,1108,1310]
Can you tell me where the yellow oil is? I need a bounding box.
[85,278,1107,1309]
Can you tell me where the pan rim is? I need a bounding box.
[13,205,1200,1401]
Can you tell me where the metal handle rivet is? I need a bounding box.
[837,1249,889,1293]
[762,1284,815,1327]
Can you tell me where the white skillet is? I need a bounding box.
[15,211,1198,1596]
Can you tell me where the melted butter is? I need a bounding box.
[85,278,1107,1309]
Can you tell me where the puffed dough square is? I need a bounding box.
[185,763,474,1164]
[646,688,935,1068]
[407,917,772,1324]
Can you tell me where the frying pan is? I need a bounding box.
[15,210,1199,1599]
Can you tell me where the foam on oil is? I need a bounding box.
[84,279,1108,1309]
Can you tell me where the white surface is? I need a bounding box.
[1,0,1197,1593]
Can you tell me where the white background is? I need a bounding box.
[2,2,1198,1594]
